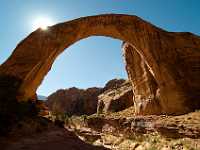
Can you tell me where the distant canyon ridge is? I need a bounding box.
[0,14,199,115]
[46,79,133,116]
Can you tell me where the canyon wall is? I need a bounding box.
[47,79,133,116]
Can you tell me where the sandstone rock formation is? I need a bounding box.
[47,79,133,116]
[56,110,200,149]
[47,87,103,116]
[0,14,199,115]
[122,40,200,115]
[97,80,133,113]
[103,78,126,91]
[122,43,161,115]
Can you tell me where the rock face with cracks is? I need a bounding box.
[0,14,199,115]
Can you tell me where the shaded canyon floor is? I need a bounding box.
[2,109,200,150]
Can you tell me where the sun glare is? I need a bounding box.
[32,17,54,30]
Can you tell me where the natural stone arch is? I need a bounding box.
[0,14,200,115]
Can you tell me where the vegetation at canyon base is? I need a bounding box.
[45,107,200,150]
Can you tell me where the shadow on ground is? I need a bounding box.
[0,122,109,150]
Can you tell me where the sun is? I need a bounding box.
[32,17,54,30]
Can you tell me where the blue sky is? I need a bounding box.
[0,0,199,96]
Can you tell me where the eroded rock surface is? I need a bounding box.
[122,33,200,115]
[47,87,103,116]
[122,43,161,115]
[65,111,200,149]
[97,80,133,113]
[0,14,199,115]
[47,79,133,116]
[103,79,126,91]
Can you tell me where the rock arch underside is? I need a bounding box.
[0,14,200,115]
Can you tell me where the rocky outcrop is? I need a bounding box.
[103,79,126,91]
[97,80,133,113]
[73,112,200,140]
[47,79,133,116]
[47,87,103,116]
[0,14,199,115]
